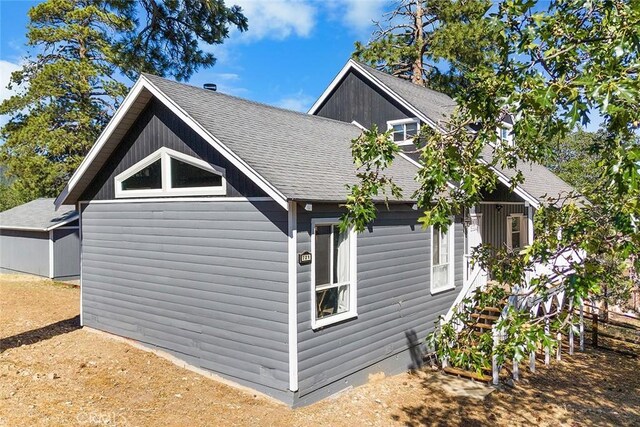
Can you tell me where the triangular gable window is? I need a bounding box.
[115,147,226,198]
[121,159,162,191]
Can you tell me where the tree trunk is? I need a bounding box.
[411,0,425,86]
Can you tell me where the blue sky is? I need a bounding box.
[0,0,388,120]
[0,0,602,131]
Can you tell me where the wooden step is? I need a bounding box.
[470,313,499,322]
[443,366,492,382]
[467,322,493,330]
[474,306,502,314]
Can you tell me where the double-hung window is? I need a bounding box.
[311,220,357,329]
[114,147,226,198]
[507,214,527,251]
[387,118,419,145]
[431,225,455,293]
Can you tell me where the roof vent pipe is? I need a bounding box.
[203,83,217,91]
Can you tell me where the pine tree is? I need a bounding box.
[0,0,247,206]
[353,0,496,96]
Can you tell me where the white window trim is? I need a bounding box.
[387,118,420,146]
[310,218,357,330]
[114,147,226,198]
[430,224,456,294]
[498,123,514,147]
[506,213,528,251]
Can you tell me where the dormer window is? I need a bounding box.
[115,147,226,198]
[498,124,514,147]
[387,118,419,146]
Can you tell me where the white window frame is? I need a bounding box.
[114,147,226,198]
[310,218,357,329]
[498,123,514,146]
[430,224,456,294]
[387,118,420,146]
[506,213,528,251]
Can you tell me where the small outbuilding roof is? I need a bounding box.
[0,198,78,231]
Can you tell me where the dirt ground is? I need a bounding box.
[1,275,639,427]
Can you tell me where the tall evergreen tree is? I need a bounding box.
[0,0,247,206]
[353,0,496,96]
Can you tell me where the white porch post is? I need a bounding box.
[526,202,534,244]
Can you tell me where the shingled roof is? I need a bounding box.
[311,59,578,207]
[57,74,423,208]
[0,198,78,231]
[480,146,578,204]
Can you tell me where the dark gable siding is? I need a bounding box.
[81,200,291,401]
[315,69,414,130]
[80,98,266,201]
[295,204,463,397]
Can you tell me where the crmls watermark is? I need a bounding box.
[76,411,128,426]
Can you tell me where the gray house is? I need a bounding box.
[54,62,575,407]
[0,198,80,279]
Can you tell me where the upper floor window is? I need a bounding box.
[498,124,514,146]
[387,118,419,146]
[115,147,226,198]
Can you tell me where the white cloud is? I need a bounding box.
[336,0,385,33]
[273,90,315,112]
[232,0,317,41]
[0,60,21,104]
[0,60,22,129]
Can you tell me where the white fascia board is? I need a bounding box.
[56,75,289,211]
[55,78,149,209]
[478,158,540,208]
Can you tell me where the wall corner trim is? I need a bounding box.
[287,201,299,391]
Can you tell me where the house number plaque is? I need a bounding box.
[298,251,312,265]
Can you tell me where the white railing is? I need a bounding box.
[443,265,488,327]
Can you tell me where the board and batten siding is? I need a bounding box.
[80,200,291,399]
[475,203,526,252]
[52,228,80,278]
[295,205,463,397]
[80,98,266,201]
[0,229,49,277]
[314,69,414,130]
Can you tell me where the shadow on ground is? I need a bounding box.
[393,347,640,426]
[0,315,80,352]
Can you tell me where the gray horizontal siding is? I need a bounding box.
[0,229,49,277]
[80,98,266,201]
[53,228,80,278]
[295,204,462,396]
[81,200,290,394]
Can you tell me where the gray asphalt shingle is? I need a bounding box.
[354,62,578,204]
[0,198,78,230]
[143,73,422,202]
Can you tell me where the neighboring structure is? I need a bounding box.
[53,61,576,407]
[0,198,80,279]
